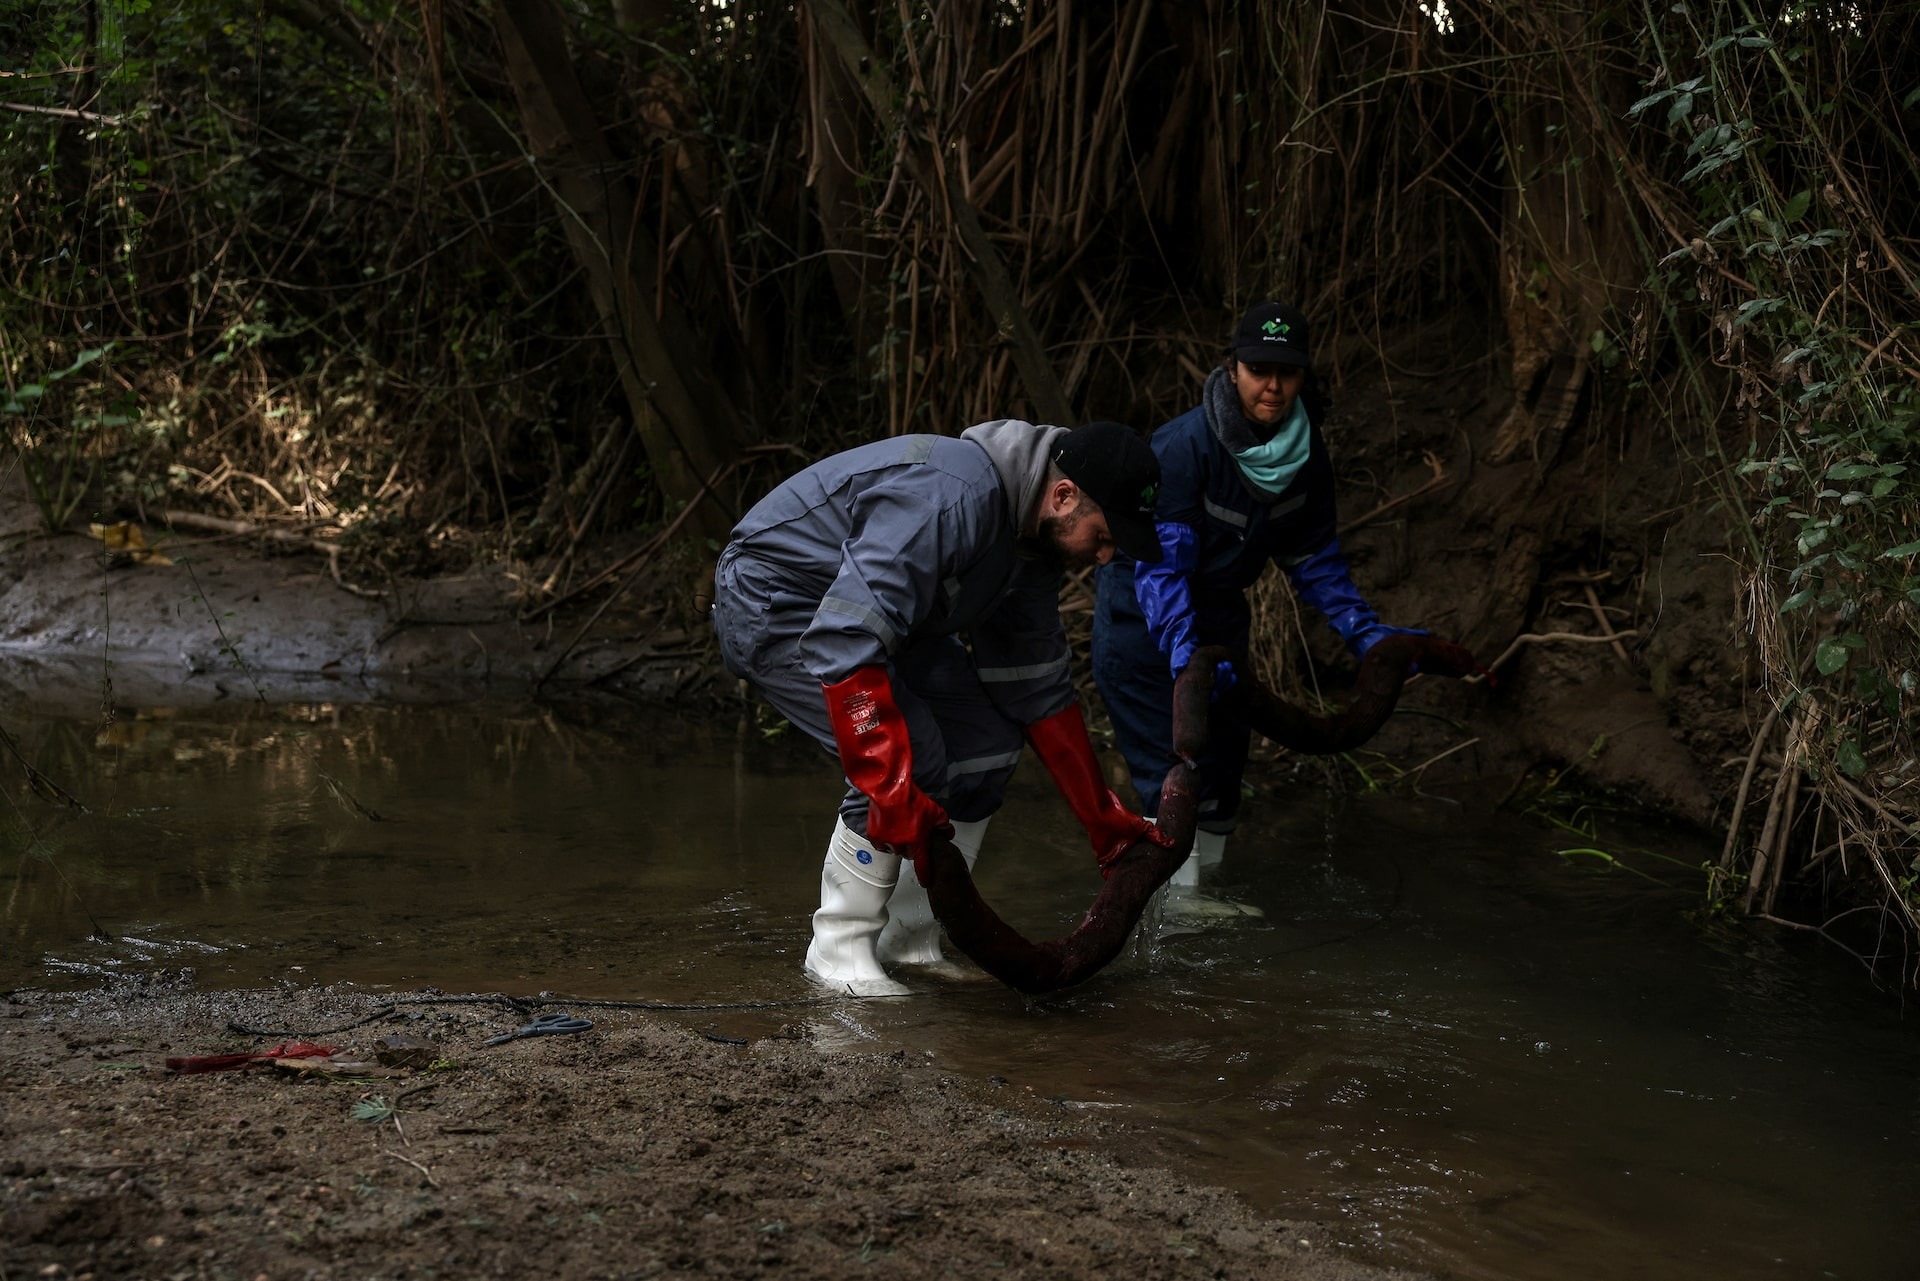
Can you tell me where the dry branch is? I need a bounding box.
[156,510,381,599]
[1471,630,1644,678]
[1339,452,1454,536]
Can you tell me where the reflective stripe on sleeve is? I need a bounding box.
[816,595,901,651]
[1203,497,1250,529]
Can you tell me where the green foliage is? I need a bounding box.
[4,345,122,529]
[1628,2,1919,950]
[0,0,650,557]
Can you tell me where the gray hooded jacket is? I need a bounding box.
[718,420,1074,725]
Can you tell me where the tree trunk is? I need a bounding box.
[1487,14,1638,467]
[795,2,887,374]
[492,0,738,538]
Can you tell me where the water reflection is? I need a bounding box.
[2,698,1914,1281]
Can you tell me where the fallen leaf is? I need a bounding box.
[88,520,173,566]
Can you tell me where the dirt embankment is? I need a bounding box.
[0,985,1418,1281]
[1301,351,1747,826]
[0,473,708,717]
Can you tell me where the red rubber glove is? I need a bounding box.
[1026,703,1175,875]
[822,666,950,871]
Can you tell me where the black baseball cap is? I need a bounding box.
[1053,421,1163,563]
[1230,301,1311,369]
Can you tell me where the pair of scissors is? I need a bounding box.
[482,1011,594,1046]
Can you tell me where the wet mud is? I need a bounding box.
[0,985,1417,1280]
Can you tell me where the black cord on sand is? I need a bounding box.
[226,990,846,1039]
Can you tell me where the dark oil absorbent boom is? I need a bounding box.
[917,633,1482,994]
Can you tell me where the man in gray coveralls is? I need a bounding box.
[711,420,1176,995]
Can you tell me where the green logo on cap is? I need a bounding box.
[1140,483,1157,510]
[1261,319,1291,337]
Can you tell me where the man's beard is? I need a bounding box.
[1018,513,1079,574]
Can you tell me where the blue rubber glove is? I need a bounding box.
[1134,521,1201,681]
[1210,658,1237,702]
[1286,538,1428,656]
[1136,524,1240,701]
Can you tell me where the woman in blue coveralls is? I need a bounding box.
[1092,301,1428,916]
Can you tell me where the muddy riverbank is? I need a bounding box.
[0,984,1417,1280]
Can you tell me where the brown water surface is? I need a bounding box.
[2,697,1914,1280]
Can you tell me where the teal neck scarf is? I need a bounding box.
[1231,397,1310,496]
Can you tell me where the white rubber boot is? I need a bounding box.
[803,818,911,997]
[1195,827,1228,872]
[1164,829,1265,921]
[878,818,989,968]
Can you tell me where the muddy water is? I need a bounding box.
[3,699,1915,1281]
